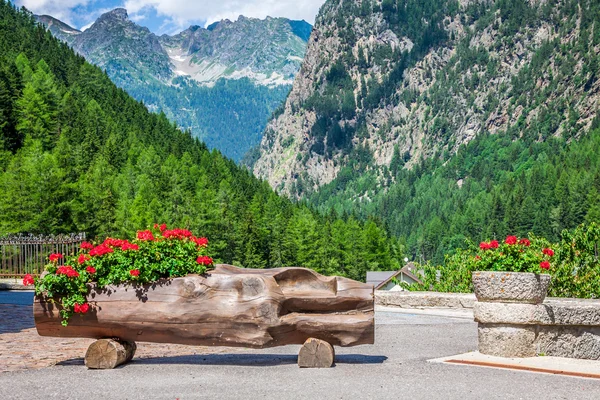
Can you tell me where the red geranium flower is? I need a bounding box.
[49,253,63,263]
[505,236,518,245]
[192,237,209,247]
[542,248,554,257]
[74,303,89,314]
[121,242,139,251]
[130,269,140,277]
[162,228,193,239]
[137,230,154,241]
[77,254,90,265]
[22,274,34,286]
[480,242,491,250]
[160,223,167,232]
[196,256,213,266]
[80,242,94,250]
[89,244,114,257]
[519,238,531,247]
[57,266,79,278]
[86,266,96,274]
[489,240,499,249]
[540,261,550,270]
[104,238,126,248]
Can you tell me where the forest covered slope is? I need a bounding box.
[254,0,600,261]
[36,9,312,161]
[0,1,402,281]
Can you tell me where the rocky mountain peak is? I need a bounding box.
[37,9,312,162]
[103,8,129,21]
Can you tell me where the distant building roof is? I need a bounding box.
[366,271,397,287]
[367,263,423,290]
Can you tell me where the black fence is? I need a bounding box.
[0,233,86,278]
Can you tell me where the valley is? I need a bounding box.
[37,9,311,161]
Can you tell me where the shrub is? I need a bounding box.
[404,224,600,299]
[25,224,213,325]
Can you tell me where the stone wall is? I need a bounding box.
[475,299,600,360]
[375,291,476,309]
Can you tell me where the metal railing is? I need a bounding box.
[0,233,86,278]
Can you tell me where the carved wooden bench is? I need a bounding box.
[34,265,375,368]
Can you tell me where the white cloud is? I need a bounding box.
[15,0,92,25]
[124,0,324,30]
[16,0,325,34]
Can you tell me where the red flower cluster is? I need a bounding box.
[73,303,89,314]
[480,240,499,250]
[162,228,193,239]
[121,242,139,251]
[154,223,167,232]
[192,237,209,247]
[57,266,79,278]
[22,274,34,286]
[540,261,551,270]
[89,244,114,257]
[519,238,531,247]
[77,254,90,265]
[80,242,94,250]
[542,248,554,256]
[85,266,96,274]
[196,256,213,266]
[104,238,127,248]
[137,230,154,241]
[129,269,140,277]
[49,253,63,263]
[505,236,518,245]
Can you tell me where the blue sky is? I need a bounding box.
[15,0,324,35]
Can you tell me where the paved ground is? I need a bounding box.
[0,291,242,373]
[1,292,599,399]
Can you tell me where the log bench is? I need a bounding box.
[34,265,375,368]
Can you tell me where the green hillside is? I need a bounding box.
[254,0,600,263]
[0,1,402,281]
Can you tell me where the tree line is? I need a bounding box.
[0,1,403,282]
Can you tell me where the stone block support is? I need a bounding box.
[474,300,600,360]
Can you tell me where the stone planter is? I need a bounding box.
[472,271,551,305]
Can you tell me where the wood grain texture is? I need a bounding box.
[298,338,335,368]
[34,265,374,348]
[84,339,136,369]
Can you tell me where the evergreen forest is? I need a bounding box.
[304,0,600,264]
[0,1,404,281]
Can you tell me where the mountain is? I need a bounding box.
[36,9,311,161]
[35,14,81,42]
[253,0,600,261]
[0,0,402,280]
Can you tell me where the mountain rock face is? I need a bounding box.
[36,9,311,161]
[254,0,600,195]
[160,16,308,86]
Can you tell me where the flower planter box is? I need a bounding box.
[34,265,374,368]
[472,271,551,304]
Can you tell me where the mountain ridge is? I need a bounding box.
[35,8,312,161]
[253,0,600,196]
[36,9,311,87]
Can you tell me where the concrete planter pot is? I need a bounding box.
[472,271,551,304]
